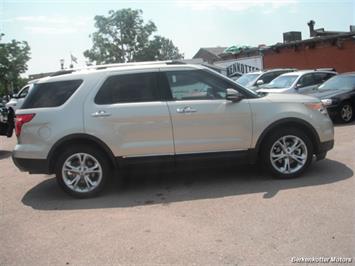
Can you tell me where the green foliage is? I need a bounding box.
[135,36,184,61]
[84,9,183,64]
[0,36,31,97]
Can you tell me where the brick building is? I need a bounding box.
[263,32,355,73]
[203,21,355,76]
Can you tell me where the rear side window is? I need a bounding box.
[313,72,336,84]
[18,86,30,98]
[95,72,159,104]
[22,80,82,109]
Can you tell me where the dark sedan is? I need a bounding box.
[310,73,355,123]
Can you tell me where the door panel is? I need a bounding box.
[298,84,318,94]
[84,71,174,157]
[86,102,174,157]
[167,99,252,154]
[163,69,253,154]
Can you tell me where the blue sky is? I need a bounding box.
[1,0,354,76]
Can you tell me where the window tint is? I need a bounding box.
[22,80,82,109]
[18,86,29,98]
[313,72,336,84]
[95,72,159,104]
[298,74,315,87]
[165,70,228,100]
[259,72,279,84]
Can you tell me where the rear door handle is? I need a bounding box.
[91,110,111,117]
[176,106,197,113]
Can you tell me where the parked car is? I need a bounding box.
[310,72,355,123]
[5,80,40,137]
[12,61,334,198]
[236,68,296,89]
[6,82,36,113]
[0,102,10,136]
[257,70,337,94]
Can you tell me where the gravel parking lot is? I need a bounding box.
[1,122,354,265]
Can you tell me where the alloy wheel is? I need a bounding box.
[62,153,103,193]
[341,104,353,122]
[270,135,308,174]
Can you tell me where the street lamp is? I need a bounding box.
[60,59,64,70]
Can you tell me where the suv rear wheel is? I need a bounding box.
[261,128,313,178]
[55,145,110,198]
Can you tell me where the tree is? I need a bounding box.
[135,36,184,61]
[0,36,31,97]
[84,9,183,64]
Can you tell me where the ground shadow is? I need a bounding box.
[333,120,355,127]
[0,150,12,160]
[22,158,353,211]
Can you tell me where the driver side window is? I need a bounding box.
[165,70,227,101]
[298,74,315,87]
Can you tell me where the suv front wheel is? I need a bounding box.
[55,145,110,198]
[261,128,313,178]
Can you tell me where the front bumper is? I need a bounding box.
[315,139,334,160]
[12,155,50,174]
[326,105,339,119]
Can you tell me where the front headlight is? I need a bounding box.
[321,99,333,106]
[304,102,328,115]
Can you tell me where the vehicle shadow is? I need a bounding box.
[333,120,355,127]
[0,150,12,160]
[22,158,353,211]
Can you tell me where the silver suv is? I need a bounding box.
[12,62,334,198]
[257,70,337,94]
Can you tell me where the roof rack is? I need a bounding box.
[50,70,76,77]
[49,60,187,77]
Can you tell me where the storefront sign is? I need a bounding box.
[214,56,263,77]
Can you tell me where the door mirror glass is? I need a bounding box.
[226,88,243,102]
[256,79,264,86]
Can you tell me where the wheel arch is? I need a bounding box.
[47,133,117,174]
[255,118,321,155]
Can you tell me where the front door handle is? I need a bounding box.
[176,106,197,113]
[91,110,111,117]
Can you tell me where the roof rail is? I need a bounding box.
[76,60,186,71]
[49,60,188,77]
[50,70,76,77]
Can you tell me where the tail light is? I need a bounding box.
[15,114,35,137]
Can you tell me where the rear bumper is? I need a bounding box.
[12,155,50,174]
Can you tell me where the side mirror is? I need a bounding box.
[256,80,264,86]
[295,83,302,90]
[226,88,244,102]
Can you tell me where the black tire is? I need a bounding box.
[260,128,313,178]
[55,145,110,198]
[337,101,353,123]
[6,109,14,138]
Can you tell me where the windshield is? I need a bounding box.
[236,73,260,86]
[318,75,355,91]
[265,75,298,89]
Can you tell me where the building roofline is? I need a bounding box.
[268,32,355,50]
